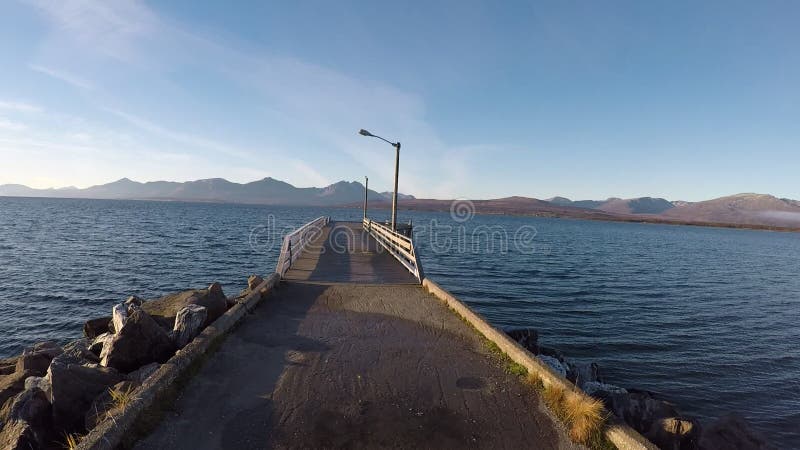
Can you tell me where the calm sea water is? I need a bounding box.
[1,197,798,446]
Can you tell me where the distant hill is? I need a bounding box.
[2,179,799,230]
[0,177,392,206]
[547,196,674,214]
[659,193,800,227]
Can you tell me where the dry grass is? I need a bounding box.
[563,390,606,443]
[531,375,609,447]
[63,433,80,449]
[109,384,139,413]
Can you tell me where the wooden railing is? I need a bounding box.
[276,216,330,277]
[363,217,424,283]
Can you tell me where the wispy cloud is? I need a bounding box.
[19,0,472,197]
[0,101,42,113]
[103,107,252,159]
[29,64,93,90]
[24,0,158,64]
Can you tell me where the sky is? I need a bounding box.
[0,0,798,201]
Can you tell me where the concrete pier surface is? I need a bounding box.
[134,223,580,449]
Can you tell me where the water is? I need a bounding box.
[1,197,798,446]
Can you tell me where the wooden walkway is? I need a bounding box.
[135,221,579,449]
[283,222,418,285]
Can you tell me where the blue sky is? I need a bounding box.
[0,1,798,201]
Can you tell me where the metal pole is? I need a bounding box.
[392,142,400,231]
[364,176,368,219]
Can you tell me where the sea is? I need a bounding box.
[1,197,798,446]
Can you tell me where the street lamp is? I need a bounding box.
[359,129,400,231]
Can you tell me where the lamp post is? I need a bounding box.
[359,129,400,231]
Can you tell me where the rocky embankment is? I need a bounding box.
[506,328,770,450]
[0,275,265,449]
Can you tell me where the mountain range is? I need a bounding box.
[2,178,799,230]
[0,177,412,206]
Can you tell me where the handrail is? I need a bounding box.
[363,217,424,283]
[276,216,330,277]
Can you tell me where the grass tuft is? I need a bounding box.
[63,433,80,450]
[563,390,606,444]
[109,384,138,413]
[542,384,568,420]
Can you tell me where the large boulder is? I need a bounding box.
[47,352,123,432]
[15,353,54,378]
[89,333,114,357]
[699,414,768,450]
[112,303,129,334]
[598,389,679,434]
[63,338,99,364]
[83,317,111,340]
[0,371,33,411]
[100,310,175,373]
[23,377,51,402]
[17,341,64,376]
[583,381,627,397]
[505,328,539,354]
[5,387,51,430]
[538,355,567,377]
[142,282,228,328]
[567,362,601,387]
[0,357,18,376]
[172,305,208,348]
[126,363,160,385]
[646,416,701,450]
[0,387,52,449]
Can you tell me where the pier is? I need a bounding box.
[132,218,583,449]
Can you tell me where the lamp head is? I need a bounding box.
[359,129,373,137]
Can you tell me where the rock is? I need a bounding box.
[84,380,137,430]
[538,355,567,377]
[599,389,680,434]
[89,333,114,357]
[699,413,768,450]
[112,303,129,334]
[567,362,601,387]
[0,357,18,376]
[0,420,37,450]
[47,352,123,432]
[0,388,52,448]
[248,275,264,291]
[23,377,51,401]
[505,328,539,354]
[172,305,208,348]
[83,317,111,340]
[15,353,55,378]
[0,370,32,411]
[126,363,160,385]
[100,309,175,373]
[583,381,627,397]
[143,283,228,328]
[538,345,566,362]
[7,388,51,427]
[22,341,62,359]
[63,338,100,364]
[124,295,143,310]
[646,416,701,450]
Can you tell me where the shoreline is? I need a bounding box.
[2,194,799,233]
